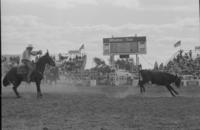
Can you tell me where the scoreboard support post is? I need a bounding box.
[136,54,139,70]
[110,54,115,68]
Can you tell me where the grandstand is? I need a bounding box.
[163,49,200,77]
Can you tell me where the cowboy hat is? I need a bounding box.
[27,44,33,49]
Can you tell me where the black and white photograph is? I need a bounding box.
[1,0,200,129]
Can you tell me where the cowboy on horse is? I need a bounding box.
[3,47,55,98]
[21,44,42,82]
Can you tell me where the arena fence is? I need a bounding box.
[181,79,200,87]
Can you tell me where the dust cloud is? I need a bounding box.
[2,77,200,98]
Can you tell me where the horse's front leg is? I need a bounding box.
[35,80,42,98]
[138,80,145,93]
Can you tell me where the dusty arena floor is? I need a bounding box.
[2,80,200,130]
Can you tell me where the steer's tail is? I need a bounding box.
[3,74,10,87]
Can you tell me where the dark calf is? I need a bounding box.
[138,70,181,96]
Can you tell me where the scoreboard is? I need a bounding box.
[103,36,146,55]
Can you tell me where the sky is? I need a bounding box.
[1,0,200,69]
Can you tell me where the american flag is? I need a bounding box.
[79,44,84,51]
[174,40,181,48]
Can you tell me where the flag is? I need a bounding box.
[174,41,181,48]
[79,44,84,51]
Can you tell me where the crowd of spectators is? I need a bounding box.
[59,54,87,73]
[1,56,20,65]
[163,50,200,78]
[1,56,20,76]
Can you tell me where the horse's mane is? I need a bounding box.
[36,54,46,63]
[34,53,50,74]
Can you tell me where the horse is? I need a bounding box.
[138,69,182,97]
[2,51,55,98]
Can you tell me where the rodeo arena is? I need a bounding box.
[1,2,200,130]
[2,37,200,130]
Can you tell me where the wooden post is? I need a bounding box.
[136,54,139,70]
[110,54,115,68]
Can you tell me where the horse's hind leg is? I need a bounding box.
[13,82,21,98]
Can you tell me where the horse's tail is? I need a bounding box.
[3,74,10,87]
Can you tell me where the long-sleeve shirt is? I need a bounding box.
[21,49,38,62]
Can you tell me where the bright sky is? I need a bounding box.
[1,0,199,69]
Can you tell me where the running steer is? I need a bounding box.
[138,70,182,96]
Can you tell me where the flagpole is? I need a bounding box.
[179,40,182,53]
[180,41,182,54]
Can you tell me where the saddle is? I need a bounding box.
[17,62,36,74]
[17,64,29,74]
[17,63,38,82]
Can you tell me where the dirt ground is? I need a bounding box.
[2,79,200,130]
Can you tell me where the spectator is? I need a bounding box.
[189,50,192,59]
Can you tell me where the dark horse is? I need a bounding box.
[3,51,55,98]
[138,70,182,96]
